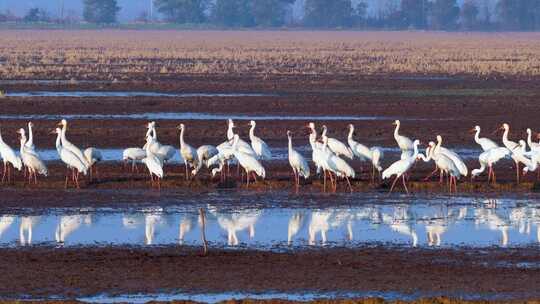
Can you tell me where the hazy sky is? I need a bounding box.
[0,0,488,22]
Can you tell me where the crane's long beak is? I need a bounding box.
[468,128,476,134]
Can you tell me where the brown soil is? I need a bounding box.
[0,246,539,300]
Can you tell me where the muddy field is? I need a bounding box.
[0,74,539,303]
[1,245,539,300]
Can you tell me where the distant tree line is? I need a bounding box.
[3,0,540,31]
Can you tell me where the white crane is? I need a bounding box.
[393,120,414,151]
[232,134,265,186]
[309,127,335,191]
[471,125,499,152]
[248,120,272,160]
[471,147,511,184]
[322,134,355,192]
[17,128,47,184]
[145,122,177,162]
[499,123,522,183]
[0,127,22,183]
[526,128,540,151]
[347,124,383,181]
[142,136,164,189]
[226,119,256,155]
[58,119,91,168]
[84,147,102,180]
[382,139,420,194]
[433,135,468,177]
[418,140,461,193]
[191,145,219,176]
[53,128,88,189]
[287,130,310,189]
[207,141,236,181]
[122,147,146,172]
[307,122,324,176]
[321,125,353,159]
[25,121,36,152]
[177,123,198,180]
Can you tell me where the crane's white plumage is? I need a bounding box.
[348,124,384,179]
[382,139,420,194]
[232,134,265,185]
[434,135,468,177]
[192,145,219,175]
[142,136,164,188]
[0,127,22,183]
[227,119,255,155]
[18,128,47,183]
[58,119,91,168]
[393,120,414,151]
[249,120,272,160]
[472,125,499,152]
[54,128,88,188]
[287,130,310,187]
[526,128,540,151]
[321,125,353,159]
[25,121,36,152]
[177,123,198,180]
[471,147,511,183]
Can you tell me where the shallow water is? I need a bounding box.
[5,91,272,98]
[0,112,391,121]
[30,146,480,163]
[1,194,539,248]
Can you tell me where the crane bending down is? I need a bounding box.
[471,147,511,184]
[382,139,420,194]
[232,134,265,187]
[417,142,461,193]
[122,148,146,173]
[84,147,102,181]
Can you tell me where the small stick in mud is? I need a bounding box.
[199,208,208,256]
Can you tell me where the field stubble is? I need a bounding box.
[2,31,540,80]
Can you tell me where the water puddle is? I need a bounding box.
[1,194,539,248]
[4,91,272,98]
[75,290,452,303]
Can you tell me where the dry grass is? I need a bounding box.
[1,30,540,79]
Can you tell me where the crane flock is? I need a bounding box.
[1,118,540,193]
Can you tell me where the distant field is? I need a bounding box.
[1,30,540,80]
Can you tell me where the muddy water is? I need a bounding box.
[1,194,539,248]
